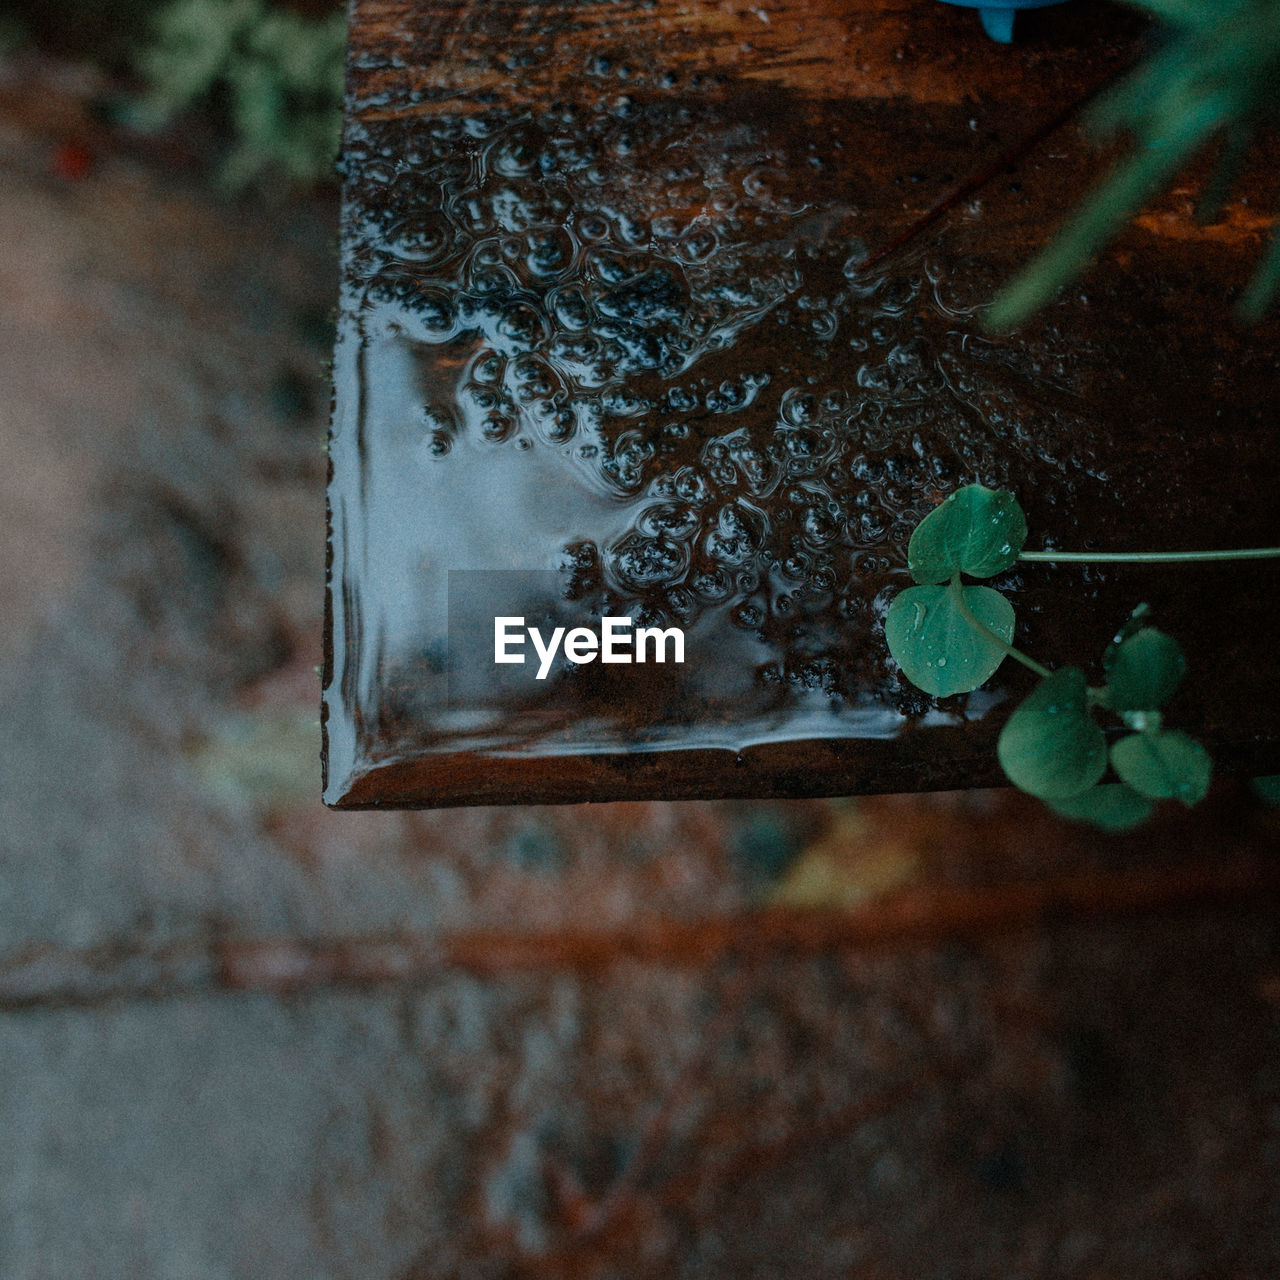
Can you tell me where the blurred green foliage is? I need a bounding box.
[991,0,1280,328]
[0,16,28,57]
[731,810,802,889]
[134,0,345,190]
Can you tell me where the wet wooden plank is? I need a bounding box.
[324,0,1280,806]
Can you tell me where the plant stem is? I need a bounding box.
[1019,547,1280,564]
[948,575,1053,681]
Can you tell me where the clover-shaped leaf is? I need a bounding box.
[908,485,1028,585]
[1110,729,1211,805]
[997,666,1107,800]
[1102,602,1152,670]
[1104,627,1186,712]
[885,583,1013,698]
[1048,783,1154,832]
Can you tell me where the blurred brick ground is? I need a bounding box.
[0,55,1278,1280]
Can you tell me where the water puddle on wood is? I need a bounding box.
[324,78,1277,804]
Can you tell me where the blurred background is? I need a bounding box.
[1,3,1279,1277]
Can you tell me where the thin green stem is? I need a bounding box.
[948,575,1053,681]
[1019,547,1280,565]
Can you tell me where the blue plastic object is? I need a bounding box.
[937,0,1069,43]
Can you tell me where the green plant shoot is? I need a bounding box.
[884,484,1280,828]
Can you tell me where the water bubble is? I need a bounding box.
[471,351,504,383]
[609,532,689,589]
[496,302,547,352]
[524,229,575,281]
[550,287,593,331]
[481,412,516,442]
[488,127,543,177]
[679,226,717,262]
[386,213,453,263]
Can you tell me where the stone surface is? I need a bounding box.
[6,924,1280,1280]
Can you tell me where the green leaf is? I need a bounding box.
[885,583,1014,698]
[997,667,1107,800]
[1049,783,1156,832]
[1102,602,1152,670]
[1196,123,1252,226]
[1104,627,1186,711]
[1238,214,1280,324]
[1122,0,1229,30]
[907,486,1028,585]
[1252,774,1280,806]
[1110,730,1212,805]
[987,88,1232,330]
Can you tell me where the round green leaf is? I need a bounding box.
[1101,601,1152,670]
[1048,783,1155,832]
[1110,729,1212,806]
[885,583,1014,698]
[907,485,1028,585]
[997,666,1107,800]
[1104,627,1186,712]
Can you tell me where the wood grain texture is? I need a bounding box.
[346,0,1143,114]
